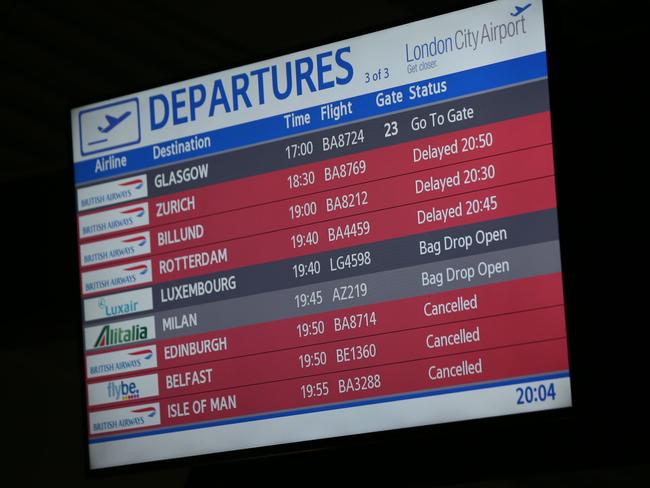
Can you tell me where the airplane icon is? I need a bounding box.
[511,3,531,16]
[80,98,141,155]
[97,111,131,133]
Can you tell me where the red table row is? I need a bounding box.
[78,112,552,236]
[83,140,552,275]
[89,338,568,437]
[144,121,551,232]
[81,174,558,297]
[84,273,564,375]
[87,303,565,411]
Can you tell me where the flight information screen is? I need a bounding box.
[72,0,571,469]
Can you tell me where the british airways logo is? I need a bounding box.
[89,402,161,434]
[80,232,151,267]
[79,203,149,239]
[129,349,154,360]
[122,235,147,247]
[81,260,152,295]
[86,344,158,379]
[123,264,149,275]
[77,174,148,212]
[131,406,157,417]
[121,206,146,218]
[119,178,144,190]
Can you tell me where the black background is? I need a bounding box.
[1,1,646,485]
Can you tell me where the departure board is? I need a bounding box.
[72,0,571,469]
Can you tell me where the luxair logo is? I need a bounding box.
[132,406,157,418]
[122,206,145,218]
[98,297,139,317]
[119,178,144,190]
[94,323,149,348]
[108,380,140,401]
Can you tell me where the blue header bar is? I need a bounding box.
[75,52,547,186]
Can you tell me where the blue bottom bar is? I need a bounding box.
[89,370,569,444]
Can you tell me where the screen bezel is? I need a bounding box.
[73,0,581,477]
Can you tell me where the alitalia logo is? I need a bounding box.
[85,316,155,351]
[94,323,149,348]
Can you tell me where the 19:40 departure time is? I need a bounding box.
[291,230,319,249]
[293,260,321,278]
[292,251,371,280]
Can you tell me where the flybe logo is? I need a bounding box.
[108,380,141,401]
[89,402,161,435]
[87,373,159,407]
[86,345,158,379]
[80,232,151,268]
[78,203,150,239]
[84,287,153,322]
[84,316,155,351]
[77,174,148,212]
[81,259,153,295]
